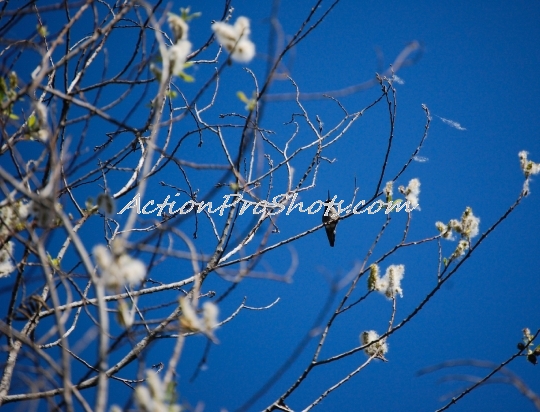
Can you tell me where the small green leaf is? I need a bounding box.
[47,253,60,269]
[180,7,201,21]
[237,91,257,111]
[237,91,249,104]
[28,113,36,128]
[178,72,195,83]
[37,24,49,38]
[9,113,19,120]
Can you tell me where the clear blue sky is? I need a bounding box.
[171,1,540,411]
[2,1,540,411]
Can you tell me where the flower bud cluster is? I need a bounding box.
[212,16,256,63]
[93,239,146,290]
[368,263,405,299]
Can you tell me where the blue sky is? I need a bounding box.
[1,1,540,411]
[172,1,540,411]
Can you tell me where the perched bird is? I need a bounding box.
[322,191,339,247]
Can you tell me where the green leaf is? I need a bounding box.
[9,113,19,120]
[37,24,49,38]
[178,72,195,83]
[237,91,257,111]
[180,6,201,21]
[28,113,36,128]
[237,91,249,103]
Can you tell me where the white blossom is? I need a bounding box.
[35,101,49,142]
[367,264,380,291]
[203,301,219,331]
[168,13,189,43]
[94,244,112,268]
[452,239,469,258]
[0,201,29,240]
[448,219,460,230]
[212,16,256,63]
[383,264,404,298]
[519,150,528,166]
[179,297,219,341]
[234,16,251,37]
[437,207,480,245]
[18,202,29,220]
[111,237,125,257]
[179,296,202,331]
[518,151,540,177]
[118,254,146,285]
[162,13,193,77]
[523,178,530,196]
[211,20,238,45]
[0,241,15,278]
[0,208,13,241]
[231,39,255,63]
[169,40,192,76]
[369,263,405,299]
[461,207,480,239]
[360,330,388,360]
[135,370,181,412]
[399,178,420,210]
[384,181,393,201]
[519,151,540,194]
[435,221,454,240]
[0,202,25,277]
[93,244,146,290]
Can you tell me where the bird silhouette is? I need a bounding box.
[322,190,339,247]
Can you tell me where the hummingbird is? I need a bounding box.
[322,190,339,247]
